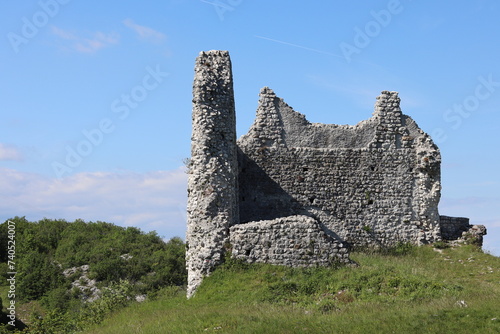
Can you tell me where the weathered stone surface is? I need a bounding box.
[230,215,349,266]
[440,216,471,240]
[185,50,485,297]
[237,88,442,248]
[186,50,238,297]
[440,215,487,246]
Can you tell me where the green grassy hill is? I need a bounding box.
[85,244,500,334]
[0,218,186,333]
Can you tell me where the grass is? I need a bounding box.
[1,286,44,330]
[84,245,500,333]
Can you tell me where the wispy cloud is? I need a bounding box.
[75,31,119,53]
[123,19,166,44]
[0,144,23,161]
[51,26,77,40]
[255,35,343,58]
[417,16,445,32]
[51,26,120,54]
[0,168,187,238]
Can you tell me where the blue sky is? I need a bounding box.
[1,0,499,255]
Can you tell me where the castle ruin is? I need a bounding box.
[186,50,486,297]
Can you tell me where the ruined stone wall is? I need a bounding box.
[440,216,471,240]
[237,88,442,248]
[186,51,238,297]
[230,215,350,266]
[186,50,484,297]
[440,215,487,246]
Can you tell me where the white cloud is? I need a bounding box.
[0,168,187,239]
[51,25,77,40]
[0,144,23,161]
[75,32,119,53]
[51,26,120,54]
[123,19,166,44]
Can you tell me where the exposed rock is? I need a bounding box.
[120,254,133,260]
[135,294,147,302]
[63,265,100,302]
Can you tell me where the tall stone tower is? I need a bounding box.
[186,50,238,297]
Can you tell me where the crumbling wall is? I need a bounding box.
[440,215,487,246]
[186,50,485,298]
[440,216,471,240]
[237,88,442,248]
[230,215,350,266]
[186,50,238,297]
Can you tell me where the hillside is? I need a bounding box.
[85,244,500,334]
[0,217,186,333]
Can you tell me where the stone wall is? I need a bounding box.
[440,215,487,246]
[237,88,442,248]
[440,216,471,240]
[230,215,350,266]
[186,50,239,297]
[186,50,486,297]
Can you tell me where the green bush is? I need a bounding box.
[41,287,72,311]
[433,241,450,249]
[91,258,126,282]
[77,280,134,327]
[26,309,77,334]
[0,218,188,333]
[17,252,66,302]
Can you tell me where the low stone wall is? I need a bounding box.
[229,215,350,266]
[440,216,470,240]
[440,215,487,246]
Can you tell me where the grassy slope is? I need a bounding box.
[85,245,500,334]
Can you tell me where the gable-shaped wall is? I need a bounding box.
[237,88,442,248]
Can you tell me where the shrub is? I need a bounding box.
[433,241,450,249]
[41,287,72,311]
[91,258,126,282]
[17,252,66,302]
[78,280,134,326]
[0,218,189,333]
